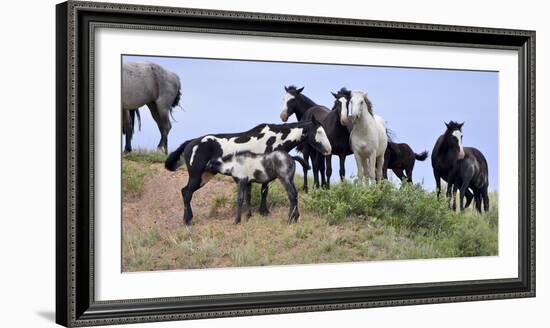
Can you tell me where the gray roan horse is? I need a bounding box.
[122,62,182,153]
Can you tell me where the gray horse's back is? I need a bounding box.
[122,62,181,110]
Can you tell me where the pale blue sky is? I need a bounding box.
[122,55,499,191]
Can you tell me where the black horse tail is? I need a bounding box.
[169,79,182,122]
[415,151,429,161]
[165,139,191,171]
[292,156,310,170]
[129,109,141,134]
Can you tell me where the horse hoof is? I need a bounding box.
[183,219,193,226]
[259,209,270,216]
[234,219,241,225]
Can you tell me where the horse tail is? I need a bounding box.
[168,80,182,123]
[386,128,396,143]
[292,156,310,170]
[165,139,191,171]
[415,151,429,161]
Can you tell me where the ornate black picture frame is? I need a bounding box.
[56,1,535,326]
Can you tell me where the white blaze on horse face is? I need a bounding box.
[280,92,294,122]
[452,130,465,159]
[338,97,350,126]
[315,126,332,155]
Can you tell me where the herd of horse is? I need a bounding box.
[122,62,490,225]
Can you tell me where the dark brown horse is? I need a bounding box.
[431,121,474,209]
[383,142,428,183]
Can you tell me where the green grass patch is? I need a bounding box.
[123,149,167,164]
[122,160,148,196]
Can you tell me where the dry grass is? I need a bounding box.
[122,152,498,272]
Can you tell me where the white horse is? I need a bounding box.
[340,90,388,185]
[122,62,182,153]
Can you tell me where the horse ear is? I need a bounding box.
[284,86,289,92]
[444,121,450,129]
[331,92,338,99]
[297,86,304,93]
[459,122,464,130]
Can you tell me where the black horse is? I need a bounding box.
[383,142,428,183]
[165,119,332,225]
[280,86,330,190]
[431,121,474,209]
[450,147,490,212]
[280,86,352,191]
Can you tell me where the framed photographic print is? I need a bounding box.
[56,1,535,326]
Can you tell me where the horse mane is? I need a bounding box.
[386,128,396,143]
[363,93,374,116]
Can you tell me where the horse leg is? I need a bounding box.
[324,156,332,189]
[319,153,327,188]
[181,174,203,225]
[367,152,377,185]
[122,109,132,153]
[339,154,346,181]
[311,152,321,189]
[446,181,454,209]
[235,180,247,224]
[375,154,384,182]
[245,182,253,220]
[393,169,406,183]
[405,162,414,183]
[302,146,310,193]
[482,188,490,212]
[474,191,482,213]
[259,182,270,216]
[452,184,458,211]
[434,171,442,199]
[465,189,474,208]
[354,153,365,185]
[383,149,389,180]
[280,177,299,223]
[147,102,172,154]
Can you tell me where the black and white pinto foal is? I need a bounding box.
[165,119,331,225]
[206,151,308,224]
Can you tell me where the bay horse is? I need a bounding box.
[383,142,429,183]
[205,151,308,224]
[340,90,388,185]
[431,121,475,209]
[122,62,182,153]
[165,119,331,225]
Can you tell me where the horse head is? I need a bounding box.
[280,85,304,122]
[342,90,373,125]
[306,116,332,156]
[444,121,465,160]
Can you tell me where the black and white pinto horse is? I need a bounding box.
[432,121,477,210]
[280,86,352,191]
[383,142,429,183]
[122,62,182,154]
[165,120,332,225]
[205,151,308,224]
